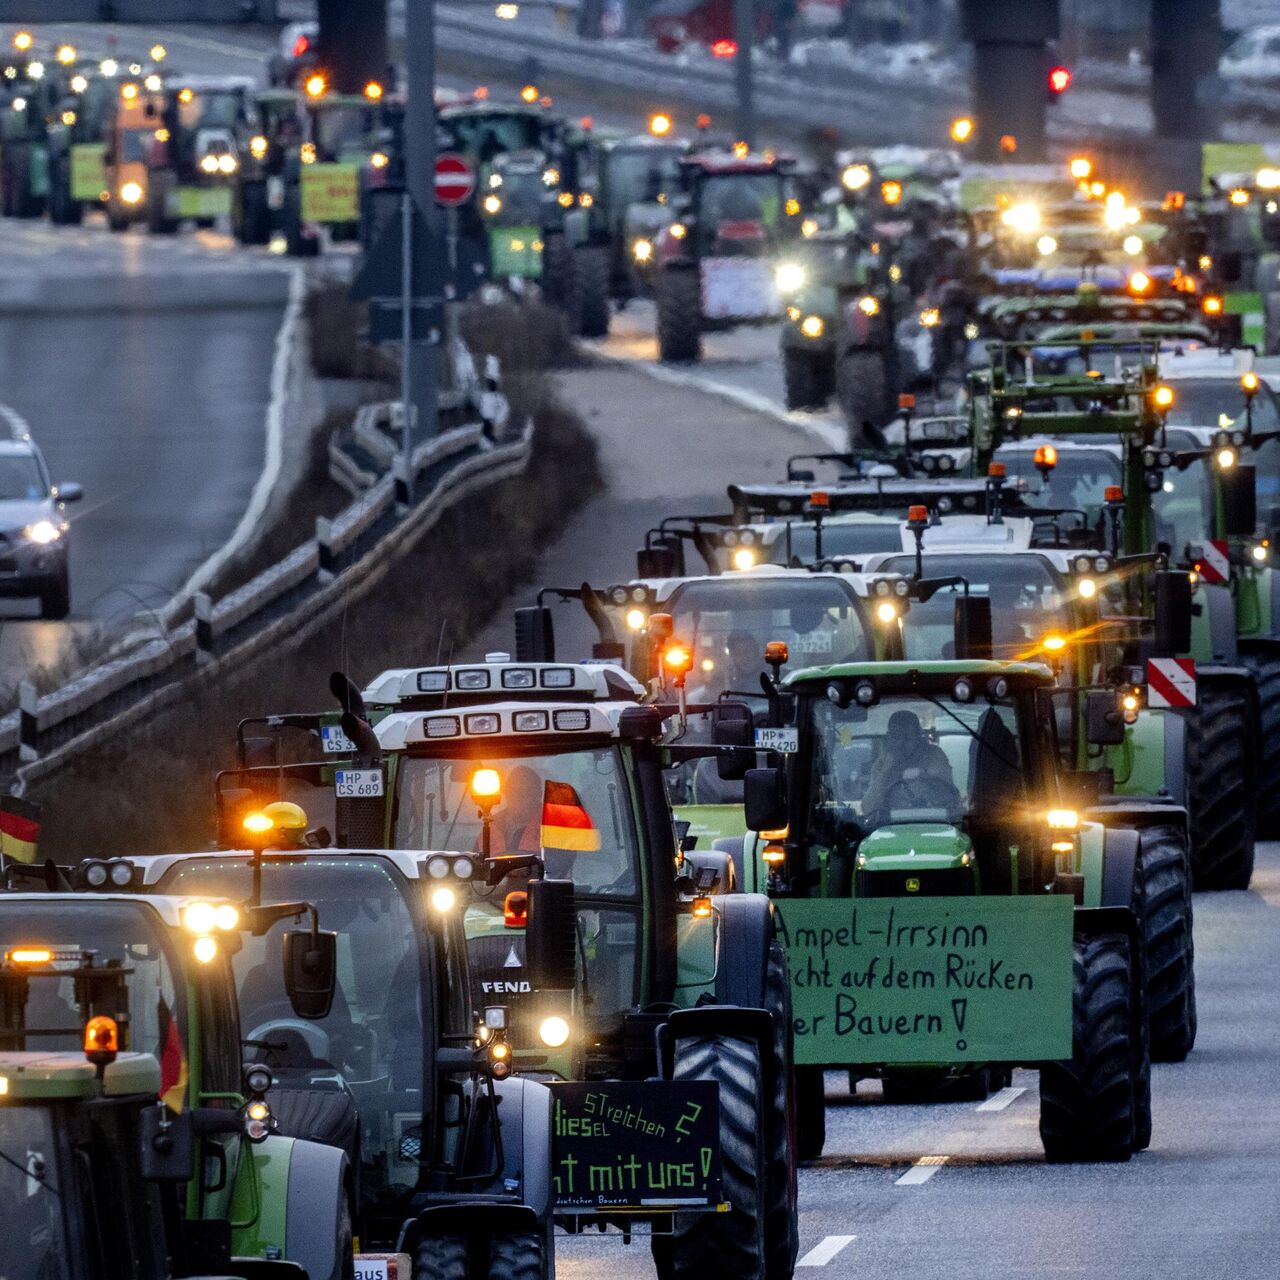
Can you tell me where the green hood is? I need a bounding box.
[857,822,972,872]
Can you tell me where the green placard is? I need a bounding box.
[776,896,1074,1066]
[489,224,542,279]
[70,143,105,201]
[172,185,232,219]
[1201,142,1269,190]
[301,162,360,223]
[675,803,748,847]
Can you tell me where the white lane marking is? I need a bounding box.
[797,1235,857,1267]
[581,343,848,451]
[976,1085,1026,1112]
[895,1155,948,1185]
[160,264,303,623]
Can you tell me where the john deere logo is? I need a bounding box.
[905,877,921,893]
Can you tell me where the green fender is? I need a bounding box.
[1105,708,1168,797]
[231,1134,350,1280]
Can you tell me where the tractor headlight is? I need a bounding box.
[775,262,806,293]
[632,237,653,263]
[120,181,144,205]
[800,315,824,339]
[217,153,237,175]
[539,1016,571,1048]
[200,153,219,174]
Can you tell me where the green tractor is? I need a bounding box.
[0,890,352,1278]
[45,64,122,225]
[0,58,53,217]
[540,126,687,337]
[479,149,549,284]
[732,656,1155,1165]
[222,657,801,1279]
[110,835,561,1280]
[653,150,801,363]
[0,1045,206,1279]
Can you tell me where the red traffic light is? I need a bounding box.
[1048,65,1072,94]
[711,38,737,58]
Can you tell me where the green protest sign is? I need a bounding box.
[70,143,105,201]
[776,896,1074,1066]
[548,1081,721,1212]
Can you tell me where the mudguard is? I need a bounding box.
[397,1076,553,1251]
[714,892,776,1008]
[1097,825,1141,912]
[285,1138,351,1280]
[683,847,738,893]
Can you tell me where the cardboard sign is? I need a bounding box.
[549,1080,721,1212]
[700,256,779,320]
[301,162,360,224]
[1147,657,1197,709]
[776,896,1074,1065]
[171,185,232,219]
[70,143,105,201]
[488,225,541,280]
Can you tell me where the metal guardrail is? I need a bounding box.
[6,398,532,788]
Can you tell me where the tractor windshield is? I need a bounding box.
[443,111,544,162]
[1162,377,1280,433]
[607,146,682,207]
[995,444,1123,523]
[806,690,1025,841]
[313,104,377,157]
[0,901,186,1066]
[157,855,431,1209]
[785,519,906,562]
[701,172,785,230]
[669,576,872,702]
[876,554,1071,661]
[488,164,544,222]
[395,747,639,898]
[0,1105,72,1280]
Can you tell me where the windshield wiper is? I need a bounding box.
[0,1146,60,1197]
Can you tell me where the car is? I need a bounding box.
[0,436,81,619]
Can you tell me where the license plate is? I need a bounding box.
[321,724,356,753]
[755,727,798,753]
[335,769,384,798]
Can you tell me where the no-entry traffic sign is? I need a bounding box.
[1147,658,1197,708]
[434,152,476,207]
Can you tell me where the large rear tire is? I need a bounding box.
[1242,648,1280,836]
[541,230,570,308]
[656,267,702,363]
[1134,822,1196,1062]
[1039,933,1143,1163]
[835,348,892,447]
[671,1035,767,1280]
[1185,681,1255,889]
[783,347,833,411]
[567,243,610,338]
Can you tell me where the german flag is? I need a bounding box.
[157,994,188,1113]
[540,781,601,853]
[0,794,40,864]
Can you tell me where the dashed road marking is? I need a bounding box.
[895,1155,948,1185]
[976,1086,1026,1112]
[797,1235,857,1267]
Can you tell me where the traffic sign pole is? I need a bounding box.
[400,189,414,505]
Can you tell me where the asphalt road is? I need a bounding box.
[0,220,290,683]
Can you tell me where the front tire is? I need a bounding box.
[567,243,610,337]
[1185,680,1255,889]
[413,1234,469,1280]
[763,942,799,1278]
[487,1231,546,1280]
[671,1035,767,1279]
[656,267,702,363]
[783,347,833,410]
[1134,822,1196,1062]
[836,348,892,447]
[1039,932,1145,1163]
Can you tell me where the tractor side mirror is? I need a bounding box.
[525,877,576,991]
[711,702,754,780]
[744,767,787,832]
[1153,570,1193,657]
[139,1106,193,1182]
[953,595,992,661]
[637,536,684,578]
[1221,463,1256,538]
[514,605,555,662]
[283,930,337,1020]
[1085,691,1126,746]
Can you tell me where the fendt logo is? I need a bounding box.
[481,980,532,994]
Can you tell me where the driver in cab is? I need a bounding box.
[860,710,954,815]
[490,764,543,853]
